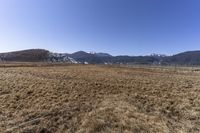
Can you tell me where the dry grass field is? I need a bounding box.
[0,64,200,133]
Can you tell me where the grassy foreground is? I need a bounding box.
[0,64,199,133]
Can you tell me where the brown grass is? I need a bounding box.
[0,64,199,133]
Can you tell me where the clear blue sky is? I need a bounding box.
[0,0,200,55]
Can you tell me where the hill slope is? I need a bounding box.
[1,49,200,65]
[0,49,50,62]
[0,49,72,63]
[163,51,200,65]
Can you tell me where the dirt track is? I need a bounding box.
[0,65,200,133]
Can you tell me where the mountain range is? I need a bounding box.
[1,49,200,66]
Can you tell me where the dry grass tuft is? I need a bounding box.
[78,95,169,133]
